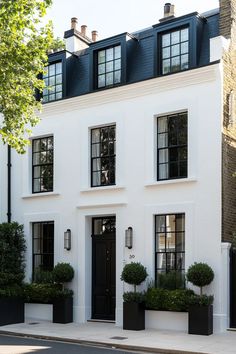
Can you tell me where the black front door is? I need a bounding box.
[230,247,236,328]
[92,217,116,320]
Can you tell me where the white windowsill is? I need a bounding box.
[22,191,60,199]
[80,185,125,193]
[145,178,197,187]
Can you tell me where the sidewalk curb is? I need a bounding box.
[0,330,209,354]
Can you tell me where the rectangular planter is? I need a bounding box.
[188,305,213,335]
[145,310,188,331]
[53,297,73,324]
[25,303,53,321]
[123,302,145,330]
[0,298,24,326]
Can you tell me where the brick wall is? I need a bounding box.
[220,0,236,242]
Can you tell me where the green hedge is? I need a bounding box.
[23,283,73,304]
[145,287,194,312]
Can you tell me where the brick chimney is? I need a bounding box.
[159,3,175,22]
[91,30,98,42]
[64,18,92,52]
[81,25,87,37]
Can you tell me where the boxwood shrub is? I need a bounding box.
[23,283,73,304]
[145,287,194,312]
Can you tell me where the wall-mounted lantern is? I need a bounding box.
[125,227,133,249]
[64,229,71,250]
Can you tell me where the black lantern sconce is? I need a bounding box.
[125,227,133,249]
[64,229,71,250]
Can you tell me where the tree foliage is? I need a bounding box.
[0,0,53,153]
[186,262,214,296]
[121,262,148,292]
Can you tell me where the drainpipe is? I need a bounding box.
[7,145,11,223]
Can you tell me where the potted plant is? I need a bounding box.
[186,262,214,335]
[52,262,74,324]
[121,262,148,330]
[0,223,26,326]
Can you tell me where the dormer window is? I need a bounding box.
[43,62,63,102]
[161,27,189,74]
[97,45,121,88]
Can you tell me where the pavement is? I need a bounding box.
[0,319,235,354]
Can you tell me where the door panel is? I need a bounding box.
[92,217,116,320]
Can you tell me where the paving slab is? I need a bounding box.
[0,320,235,354]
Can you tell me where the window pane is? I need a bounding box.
[114,45,121,59]
[33,179,40,192]
[171,56,180,72]
[114,59,121,70]
[98,75,105,88]
[49,65,55,76]
[166,233,175,251]
[162,47,170,59]
[56,74,62,84]
[159,149,168,163]
[56,62,62,74]
[166,215,176,232]
[181,28,189,42]
[92,158,101,171]
[171,30,180,44]
[166,253,176,270]
[92,129,100,143]
[176,232,185,251]
[49,76,55,86]
[158,117,168,133]
[92,172,101,186]
[162,33,170,47]
[114,70,121,84]
[181,54,189,70]
[177,253,185,270]
[98,64,105,74]
[33,166,40,178]
[106,72,113,85]
[157,253,166,270]
[106,61,113,72]
[156,215,165,232]
[181,42,188,54]
[98,50,105,63]
[158,133,168,148]
[162,59,170,74]
[56,92,62,100]
[156,233,165,251]
[171,44,180,57]
[106,48,113,61]
[159,164,168,180]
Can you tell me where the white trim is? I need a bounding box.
[41,64,219,117]
[145,178,197,187]
[80,185,125,193]
[77,202,127,209]
[22,191,60,199]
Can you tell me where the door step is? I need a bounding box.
[88,319,115,324]
[227,328,236,331]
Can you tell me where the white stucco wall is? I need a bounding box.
[0,62,228,331]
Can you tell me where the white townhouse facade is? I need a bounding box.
[1,1,236,332]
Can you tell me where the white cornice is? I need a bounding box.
[42,64,220,117]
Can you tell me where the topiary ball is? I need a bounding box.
[186,262,214,288]
[121,262,148,286]
[53,263,74,284]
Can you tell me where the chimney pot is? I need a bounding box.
[92,30,98,42]
[71,17,78,30]
[81,25,87,37]
[164,3,175,18]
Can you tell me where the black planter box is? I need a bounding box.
[123,302,145,330]
[53,297,73,324]
[188,305,213,335]
[0,298,24,326]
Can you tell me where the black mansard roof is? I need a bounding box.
[47,8,220,101]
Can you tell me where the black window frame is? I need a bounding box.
[32,136,54,194]
[91,125,116,188]
[157,112,188,181]
[43,61,63,103]
[32,221,54,278]
[155,213,185,284]
[96,45,122,89]
[153,14,201,77]
[160,27,189,75]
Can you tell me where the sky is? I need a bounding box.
[47,0,220,40]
